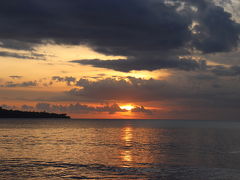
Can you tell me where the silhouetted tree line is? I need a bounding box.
[0,107,70,118]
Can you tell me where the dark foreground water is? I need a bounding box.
[1,119,240,180]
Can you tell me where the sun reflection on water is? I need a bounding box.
[122,127,133,143]
[120,126,133,167]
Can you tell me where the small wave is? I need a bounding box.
[1,159,240,179]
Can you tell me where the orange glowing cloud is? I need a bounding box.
[120,104,135,111]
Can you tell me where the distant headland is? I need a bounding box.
[0,107,70,119]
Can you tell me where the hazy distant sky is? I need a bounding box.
[0,0,240,119]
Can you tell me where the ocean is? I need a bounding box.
[1,119,240,179]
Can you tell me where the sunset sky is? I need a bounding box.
[1,0,240,119]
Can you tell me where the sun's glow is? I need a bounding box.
[120,105,135,111]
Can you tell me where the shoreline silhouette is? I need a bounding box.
[0,107,70,119]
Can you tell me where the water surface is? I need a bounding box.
[1,119,240,179]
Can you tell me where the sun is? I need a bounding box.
[120,104,135,111]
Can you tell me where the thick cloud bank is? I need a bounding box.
[0,0,239,71]
[2,103,152,115]
[68,76,240,109]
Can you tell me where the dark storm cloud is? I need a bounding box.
[71,58,207,72]
[0,0,190,50]
[0,0,239,71]
[191,0,240,53]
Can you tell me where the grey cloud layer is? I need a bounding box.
[19,103,152,115]
[52,76,76,86]
[0,51,45,60]
[71,58,207,72]
[211,65,240,76]
[0,0,239,71]
[69,76,240,109]
[9,75,23,79]
[0,81,37,87]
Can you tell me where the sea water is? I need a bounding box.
[1,119,240,179]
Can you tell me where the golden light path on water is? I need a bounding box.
[120,126,133,166]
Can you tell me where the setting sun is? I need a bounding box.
[120,105,135,111]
